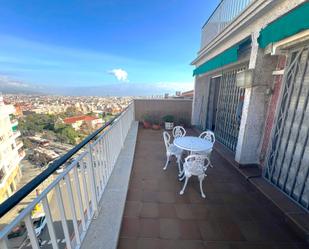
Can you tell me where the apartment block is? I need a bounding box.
[0,95,24,203]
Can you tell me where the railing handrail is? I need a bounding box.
[0,102,132,219]
[202,0,224,29]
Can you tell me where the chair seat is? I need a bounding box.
[169,144,183,155]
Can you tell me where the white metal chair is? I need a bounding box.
[199,130,215,144]
[179,154,210,198]
[196,130,215,167]
[163,131,183,174]
[172,126,186,139]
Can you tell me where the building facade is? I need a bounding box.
[0,96,24,203]
[192,0,309,210]
[64,115,104,130]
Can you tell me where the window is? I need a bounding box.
[0,168,5,182]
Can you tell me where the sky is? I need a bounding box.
[0,0,219,96]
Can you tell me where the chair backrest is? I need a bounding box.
[185,154,210,172]
[163,131,171,152]
[199,130,215,144]
[172,126,186,138]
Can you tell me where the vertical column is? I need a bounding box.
[235,32,277,164]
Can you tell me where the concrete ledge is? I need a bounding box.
[214,141,309,243]
[80,121,138,249]
[250,177,309,243]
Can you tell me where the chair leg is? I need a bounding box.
[176,156,182,175]
[207,154,213,168]
[179,168,185,181]
[179,176,189,195]
[163,154,170,170]
[198,175,206,198]
[179,172,185,181]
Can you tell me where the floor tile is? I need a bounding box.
[140,218,160,238]
[159,219,180,239]
[120,217,140,237]
[140,203,159,218]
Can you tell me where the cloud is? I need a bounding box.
[0,75,30,88]
[108,68,128,82]
[0,75,45,94]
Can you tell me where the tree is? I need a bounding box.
[22,137,33,149]
[55,124,79,145]
[19,114,56,135]
[64,106,83,117]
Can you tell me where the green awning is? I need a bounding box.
[258,3,309,48]
[193,44,239,76]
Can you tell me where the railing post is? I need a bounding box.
[0,237,9,249]
[80,160,91,221]
[24,214,40,249]
[73,166,86,232]
[55,184,72,249]
[65,174,81,245]
[42,196,59,249]
[132,101,135,122]
[87,143,99,217]
[120,117,124,147]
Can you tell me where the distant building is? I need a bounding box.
[28,136,50,147]
[181,90,194,98]
[32,147,59,165]
[0,95,25,203]
[13,104,23,117]
[64,115,103,130]
[175,91,181,97]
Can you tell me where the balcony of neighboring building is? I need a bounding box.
[195,0,309,69]
[18,150,26,161]
[0,168,6,185]
[0,99,308,249]
[11,131,21,141]
[11,120,18,132]
[15,141,23,151]
[200,0,255,51]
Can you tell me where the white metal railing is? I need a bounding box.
[0,103,135,249]
[201,0,254,49]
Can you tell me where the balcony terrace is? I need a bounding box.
[0,99,308,249]
[83,126,306,249]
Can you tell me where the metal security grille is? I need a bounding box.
[214,66,246,151]
[206,78,218,130]
[265,47,309,211]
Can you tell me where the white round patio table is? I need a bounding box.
[174,136,212,153]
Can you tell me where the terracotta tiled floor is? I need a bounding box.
[118,128,307,249]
